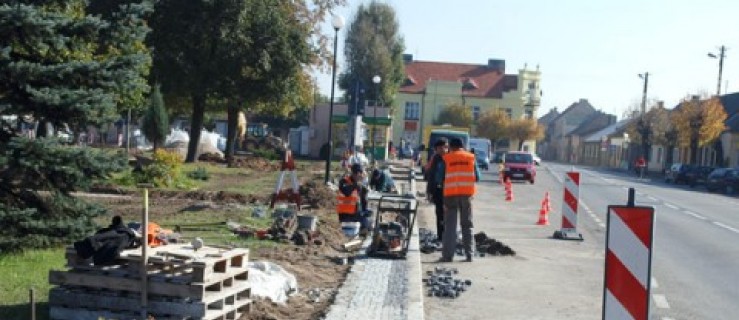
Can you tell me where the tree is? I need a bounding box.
[434,103,473,127]
[671,96,727,164]
[476,109,510,151]
[141,84,169,150]
[338,1,405,110]
[0,1,146,251]
[625,102,670,162]
[148,0,335,162]
[508,118,545,151]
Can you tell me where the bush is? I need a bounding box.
[253,147,279,161]
[187,167,210,181]
[133,149,184,187]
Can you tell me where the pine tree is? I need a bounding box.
[0,1,149,252]
[142,84,169,150]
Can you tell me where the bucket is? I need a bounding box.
[297,215,318,232]
[340,222,361,238]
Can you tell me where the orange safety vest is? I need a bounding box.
[442,150,476,196]
[336,177,360,215]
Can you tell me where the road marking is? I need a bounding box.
[651,277,658,288]
[598,222,606,228]
[648,196,658,201]
[662,317,676,320]
[652,294,671,309]
[713,221,739,233]
[663,203,678,210]
[683,210,707,220]
[579,201,590,212]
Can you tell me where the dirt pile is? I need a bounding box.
[299,181,336,209]
[244,208,350,320]
[474,232,516,256]
[149,190,267,204]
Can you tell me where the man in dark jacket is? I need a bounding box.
[370,168,397,193]
[425,138,448,241]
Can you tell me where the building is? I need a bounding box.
[568,112,618,165]
[542,99,598,162]
[307,103,391,159]
[393,55,541,152]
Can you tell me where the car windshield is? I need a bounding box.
[505,153,532,164]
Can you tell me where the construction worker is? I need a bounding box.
[369,168,397,193]
[437,137,480,262]
[337,163,372,235]
[425,138,449,242]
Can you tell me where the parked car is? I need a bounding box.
[532,154,542,166]
[474,149,490,170]
[502,151,536,184]
[685,166,714,188]
[705,168,738,193]
[664,163,693,184]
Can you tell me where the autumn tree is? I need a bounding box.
[339,1,405,112]
[476,109,510,151]
[508,118,545,151]
[671,96,727,164]
[625,102,671,162]
[434,103,473,127]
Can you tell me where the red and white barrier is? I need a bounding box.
[603,205,655,320]
[553,172,582,240]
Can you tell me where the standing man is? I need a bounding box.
[425,138,448,242]
[438,138,480,262]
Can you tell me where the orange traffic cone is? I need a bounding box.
[537,197,549,225]
[544,192,551,213]
[505,183,514,202]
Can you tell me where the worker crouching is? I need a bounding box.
[337,164,373,236]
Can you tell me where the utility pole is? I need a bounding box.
[708,45,727,96]
[639,72,649,115]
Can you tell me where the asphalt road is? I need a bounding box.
[546,163,739,320]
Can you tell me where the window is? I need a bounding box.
[404,102,420,120]
[524,108,533,119]
[504,108,512,119]
[472,106,481,121]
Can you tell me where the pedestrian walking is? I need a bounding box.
[425,138,448,242]
[437,137,480,262]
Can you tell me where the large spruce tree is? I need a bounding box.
[0,1,149,252]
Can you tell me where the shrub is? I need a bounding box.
[133,149,184,187]
[253,147,279,161]
[187,167,210,181]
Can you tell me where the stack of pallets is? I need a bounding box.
[49,244,251,320]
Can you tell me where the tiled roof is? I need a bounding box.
[719,92,739,117]
[538,108,560,125]
[584,119,632,142]
[399,61,517,98]
[568,112,617,136]
[726,113,739,132]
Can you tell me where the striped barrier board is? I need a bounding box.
[603,205,656,320]
[553,171,583,240]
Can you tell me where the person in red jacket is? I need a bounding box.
[636,156,646,178]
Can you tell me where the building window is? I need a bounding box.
[524,108,533,119]
[404,102,420,120]
[472,106,481,121]
[504,108,512,119]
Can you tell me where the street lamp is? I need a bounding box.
[708,46,727,96]
[372,75,381,165]
[324,14,344,184]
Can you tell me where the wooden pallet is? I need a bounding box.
[66,244,249,283]
[49,286,251,319]
[53,244,252,319]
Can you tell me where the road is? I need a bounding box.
[547,163,739,320]
[417,162,738,320]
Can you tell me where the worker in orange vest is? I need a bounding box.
[337,164,372,236]
[437,138,480,262]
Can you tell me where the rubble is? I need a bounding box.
[424,267,472,299]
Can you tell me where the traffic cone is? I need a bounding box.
[505,183,514,202]
[544,192,551,213]
[537,197,549,225]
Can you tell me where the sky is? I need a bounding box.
[313,0,739,119]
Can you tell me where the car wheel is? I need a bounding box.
[529,179,535,184]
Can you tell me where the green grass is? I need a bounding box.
[0,248,66,320]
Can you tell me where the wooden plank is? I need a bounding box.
[49,306,187,320]
[49,270,204,299]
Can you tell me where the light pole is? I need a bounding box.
[372,75,381,165]
[324,15,344,184]
[708,45,727,95]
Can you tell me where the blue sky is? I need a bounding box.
[313,0,739,118]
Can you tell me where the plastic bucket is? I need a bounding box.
[297,215,318,231]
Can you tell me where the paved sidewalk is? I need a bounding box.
[323,164,424,320]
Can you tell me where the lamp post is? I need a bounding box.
[324,15,344,184]
[372,75,381,165]
[708,46,727,96]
